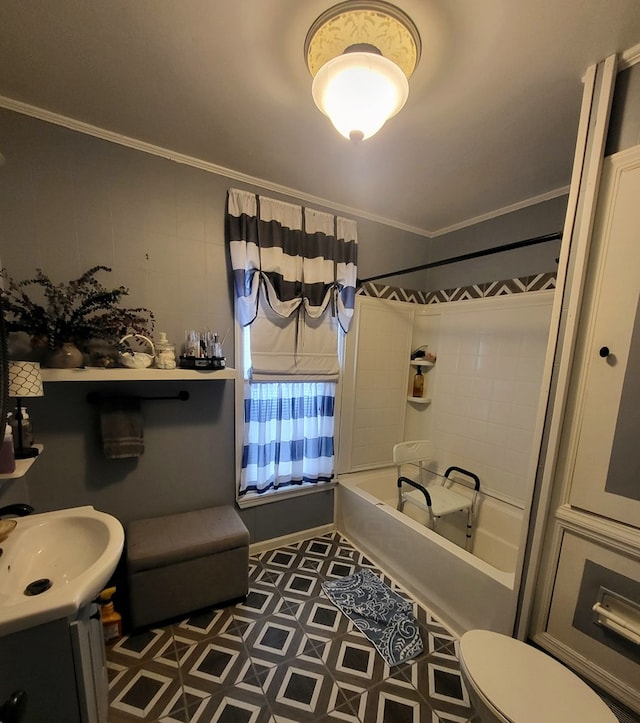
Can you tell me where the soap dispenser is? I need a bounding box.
[8,406,33,450]
[0,424,16,474]
[99,586,123,644]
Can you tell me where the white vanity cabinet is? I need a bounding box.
[70,603,110,723]
[0,603,108,723]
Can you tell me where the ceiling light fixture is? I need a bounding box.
[305,1,421,142]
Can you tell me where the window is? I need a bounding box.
[237,316,341,503]
[240,379,336,497]
[227,188,357,505]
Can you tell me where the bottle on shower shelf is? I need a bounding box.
[412,366,425,398]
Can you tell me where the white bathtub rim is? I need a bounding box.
[338,473,515,589]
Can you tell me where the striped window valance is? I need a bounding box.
[227,188,358,333]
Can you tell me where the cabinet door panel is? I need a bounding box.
[569,150,640,527]
[547,530,640,708]
[605,293,640,499]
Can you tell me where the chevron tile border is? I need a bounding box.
[358,272,556,305]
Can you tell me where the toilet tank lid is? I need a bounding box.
[460,630,616,723]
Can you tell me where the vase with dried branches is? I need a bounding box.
[0,266,155,368]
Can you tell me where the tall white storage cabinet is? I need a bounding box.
[532,147,640,713]
[565,150,640,527]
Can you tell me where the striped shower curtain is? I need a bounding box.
[227,188,358,496]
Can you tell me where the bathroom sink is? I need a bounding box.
[0,506,124,636]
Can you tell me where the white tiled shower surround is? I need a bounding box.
[342,289,554,510]
[416,292,553,506]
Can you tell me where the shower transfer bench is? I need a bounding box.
[126,505,249,628]
[394,440,480,551]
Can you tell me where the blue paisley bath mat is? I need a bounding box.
[322,568,423,666]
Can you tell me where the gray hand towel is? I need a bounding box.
[99,396,144,459]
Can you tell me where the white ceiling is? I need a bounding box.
[1,1,639,237]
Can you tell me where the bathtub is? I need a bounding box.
[337,467,523,636]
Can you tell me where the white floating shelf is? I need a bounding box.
[409,359,435,367]
[41,367,237,383]
[0,445,44,480]
[407,396,432,404]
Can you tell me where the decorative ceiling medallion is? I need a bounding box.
[305,1,421,78]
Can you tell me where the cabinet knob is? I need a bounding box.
[0,690,27,722]
[599,346,610,358]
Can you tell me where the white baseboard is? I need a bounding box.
[531,631,640,714]
[249,524,336,555]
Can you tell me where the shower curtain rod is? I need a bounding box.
[358,231,562,285]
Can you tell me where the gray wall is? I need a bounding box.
[355,217,431,290]
[606,63,640,156]
[0,107,431,540]
[424,196,567,291]
[380,195,567,291]
[0,104,579,540]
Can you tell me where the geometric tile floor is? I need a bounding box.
[107,531,477,722]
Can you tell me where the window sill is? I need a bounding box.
[236,480,336,509]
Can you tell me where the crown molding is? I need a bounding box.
[0,95,436,237]
[429,185,571,237]
[0,94,568,240]
[620,42,640,70]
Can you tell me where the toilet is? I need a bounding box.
[459,630,617,723]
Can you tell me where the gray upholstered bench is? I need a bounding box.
[126,505,249,628]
